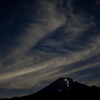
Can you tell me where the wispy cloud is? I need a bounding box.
[95,0,100,5]
[0,0,100,98]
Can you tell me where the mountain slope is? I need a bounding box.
[1,77,100,100]
[36,77,90,93]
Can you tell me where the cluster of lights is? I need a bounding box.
[67,80,69,84]
[58,78,75,92]
[65,79,69,90]
[58,89,62,92]
[65,79,67,81]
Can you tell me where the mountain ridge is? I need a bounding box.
[36,77,91,93]
[1,77,100,100]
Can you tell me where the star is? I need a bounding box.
[63,40,65,42]
[0,57,1,59]
[47,83,49,85]
[38,12,40,15]
[92,16,94,18]
[7,66,9,68]
[55,10,57,13]
[44,50,45,52]
[45,19,46,21]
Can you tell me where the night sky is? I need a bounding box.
[0,0,100,98]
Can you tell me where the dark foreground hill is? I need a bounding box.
[1,77,100,100]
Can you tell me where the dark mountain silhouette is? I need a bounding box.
[36,77,90,93]
[1,77,100,100]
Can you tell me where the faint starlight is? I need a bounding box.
[38,12,40,15]
[44,50,45,52]
[92,16,94,18]
[45,19,46,21]
[47,83,49,85]
[7,66,9,68]
[55,10,57,13]
[0,57,1,59]
[63,40,65,42]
